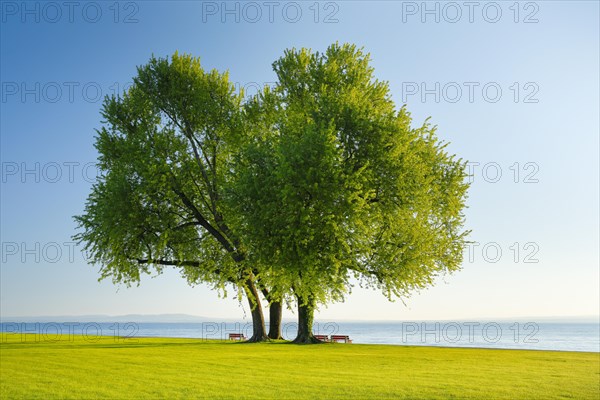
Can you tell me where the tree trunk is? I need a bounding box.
[243,278,268,342]
[292,295,322,344]
[268,298,283,340]
[258,284,283,340]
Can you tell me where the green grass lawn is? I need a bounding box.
[1,334,598,399]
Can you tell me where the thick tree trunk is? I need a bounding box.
[243,278,268,342]
[292,296,322,344]
[258,284,283,340]
[267,298,283,340]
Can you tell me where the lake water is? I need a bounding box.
[2,321,598,352]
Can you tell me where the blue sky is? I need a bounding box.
[1,1,598,321]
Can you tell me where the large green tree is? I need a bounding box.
[74,53,279,342]
[76,45,469,345]
[233,43,470,343]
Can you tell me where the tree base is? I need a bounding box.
[292,334,324,344]
[244,334,270,343]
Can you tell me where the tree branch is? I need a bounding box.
[171,186,236,254]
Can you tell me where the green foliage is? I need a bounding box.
[75,44,469,316]
[74,53,246,292]
[232,43,470,308]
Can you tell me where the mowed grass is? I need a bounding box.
[1,334,598,399]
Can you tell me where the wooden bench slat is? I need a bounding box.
[330,335,352,343]
[228,333,246,340]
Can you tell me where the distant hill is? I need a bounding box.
[0,314,215,323]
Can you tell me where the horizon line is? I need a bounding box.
[1,313,598,323]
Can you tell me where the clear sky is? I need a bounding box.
[1,1,598,321]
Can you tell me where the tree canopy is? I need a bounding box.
[74,52,271,341]
[75,44,469,344]
[232,43,469,342]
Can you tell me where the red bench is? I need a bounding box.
[330,335,352,343]
[228,333,246,341]
[314,334,329,342]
